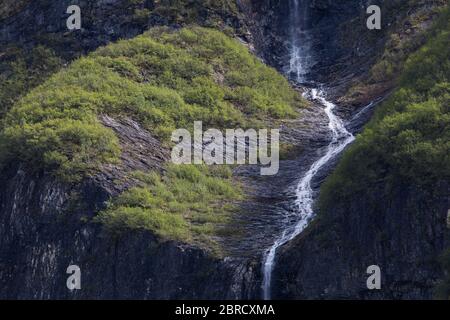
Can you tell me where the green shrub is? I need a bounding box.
[0,27,304,180]
[96,164,242,249]
[0,46,63,118]
[0,118,120,181]
[319,7,450,211]
[368,1,449,84]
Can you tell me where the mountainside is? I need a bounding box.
[0,0,247,118]
[274,6,450,300]
[0,23,303,298]
[0,0,448,300]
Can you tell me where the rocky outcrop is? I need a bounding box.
[245,0,446,111]
[0,116,259,299]
[1,0,447,300]
[0,0,246,58]
[244,0,382,83]
[272,182,449,299]
[268,1,450,300]
[0,1,261,299]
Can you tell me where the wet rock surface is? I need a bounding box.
[229,97,330,258]
[0,0,246,58]
[247,0,382,83]
[272,181,449,299]
[0,115,259,299]
[0,0,447,300]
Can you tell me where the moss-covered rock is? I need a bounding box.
[0,27,303,182]
[0,0,248,119]
[319,7,450,211]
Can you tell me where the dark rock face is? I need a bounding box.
[272,182,449,299]
[1,0,447,300]
[246,0,382,83]
[244,0,450,300]
[0,172,256,299]
[0,0,245,59]
[1,0,151,58]
[0,117,259,299]
[0,0,259,300]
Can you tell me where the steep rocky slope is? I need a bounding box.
[0,167,258,299]
[0,0,448,300]
[245,0,447,106]
[0,0,265,300]
[0,0,248,117]
[0,21,302,298]
[273,5,450,300]
[274,182,449,299]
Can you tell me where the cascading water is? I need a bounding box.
[286,0,312,83]
[262,0,355,300]
[261,89,355,300]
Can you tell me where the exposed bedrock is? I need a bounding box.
[272,182,449,299]
[0,117,259,299]
[1,0,446,300]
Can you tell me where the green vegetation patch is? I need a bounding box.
[0,46,63,118]
[343,0,449,103]
[368,0,449,83]
[319,7,450,210]
[0,26,303,181]
[96,164,242,251]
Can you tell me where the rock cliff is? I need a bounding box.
[0,0,448,300]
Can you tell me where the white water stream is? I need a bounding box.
[261,88,355,299]
[261,0,357,299]
[287,0,312,83]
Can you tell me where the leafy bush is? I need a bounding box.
[368,0,449,84]
[319,7,450,210]
[0,117,120,181]
[0,27,304,180]
[96,164,242,249]
[0,46,63,118]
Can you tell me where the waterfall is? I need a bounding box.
[261,89,355,300]
[287,0,312,83]
[261,0,355,300]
